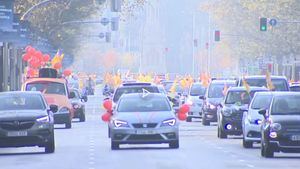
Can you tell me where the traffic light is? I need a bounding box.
[214,30,220,41]
[260,17,267,31]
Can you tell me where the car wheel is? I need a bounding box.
[169,140,179,149]
[243,138,253,148]
[202,116,210,126]
[219,128,227,139]
[65,118,72,129]
[111,141,119,150]
[79,111,86,122]
[45,132,55,153]
[186,117,192,122]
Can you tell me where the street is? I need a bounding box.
[0,87,299,169]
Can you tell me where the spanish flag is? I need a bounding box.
[242,76,250,93]
[266,71,275,90]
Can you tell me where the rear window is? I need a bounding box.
[190,84,206,96]
[208,83,235,98]
[243,78,288,91]
[26,82,67,96]
[0,94,46,111]
[225,91,251,105]
[113,86,159,103]
[117,97,171,112]
[251,95,273,110]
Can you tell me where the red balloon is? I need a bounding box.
[103,100,113,111]
[178,112,187,121]
[27,68,35,77]
[25,46,33,53]
[53,63,62,69]
[101,112,112,122]
[43,54,50,62]
[36,51,43,60]
[179,104,190,114]
[27,47,36,55]
[63,69,72,76]
[22,54,31,61]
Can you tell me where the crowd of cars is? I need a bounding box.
[0,68,88,153]
[104,75,300,157]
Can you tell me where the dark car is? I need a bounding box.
[289,84,300,92]
[69,88,88,122]
[0,92,57,153]
[236,75,289,91]
[217,87,268,138]
[200,80,236,126]
[259,92,300,158]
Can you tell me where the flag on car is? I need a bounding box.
[242,76,250,93]
[266,71,275,90]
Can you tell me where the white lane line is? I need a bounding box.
[238,159,245,162]
[246,164,255,168]
[89,161,95,165]
[223,150,230,153]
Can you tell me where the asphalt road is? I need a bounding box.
[0,87,300,169]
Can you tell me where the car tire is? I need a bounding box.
[219,128,227,139]
[186,117,192,122]
[111,141,119,150]
[65,118,72,129]
[202,116,210,126]
[79,112,86,122]
[169,140,179,149]
[243,138,253,148]
[45,132,55,153]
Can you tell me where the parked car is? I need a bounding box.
[236,75,289,91]
[0,91,57,153]
[217,87,268,138]
[23,78,74,129]
[185,83,206,122]
[69,88,88,122]
[242,92,273,148]
[109,93,179,150]
[200,80,236,126]
[259,92,300,157]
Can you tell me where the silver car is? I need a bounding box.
[109,93,179,150]
[242,92,273,148]
[185,83,206,122]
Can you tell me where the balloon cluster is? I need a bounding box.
[177,104,190,121]
[22,46,51,77]
[101,99,113,122]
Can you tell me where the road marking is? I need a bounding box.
[246,164,255,168]
[238,159,245,162]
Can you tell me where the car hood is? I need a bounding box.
[44,94,71,109]
[247,108,264,121]
[207,98,223,105]
[271,115,300,125]
[0,110,47,121]
[113,111,176,124]
[188,96,203,104]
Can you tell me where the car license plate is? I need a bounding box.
[291,135,300,141]
[7,131,28,137]
[136,130,155,135]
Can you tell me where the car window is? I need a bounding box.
[26,82,67,96]
[117,97,171,112]
[251,95,272,110]
[208,83,235,98]
[290,86,300,91]
[190,84,206,96]
[113,86,159,103]
[225,91,250,105]
[0,94,46,111]
[244,79,288,91]
[271,95,300,115]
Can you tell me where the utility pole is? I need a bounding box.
[207,12,211,74]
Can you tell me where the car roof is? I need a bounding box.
[271,92,300,97]
[253,91,274,96]
[228,86,268,92]
[24,78,67,84]
[119,93,167,99]
[242,75,287,80]
[210,80,236,84]
[0,91,42,96]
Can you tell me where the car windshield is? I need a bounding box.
[208,83,235,98]
[244,79,288,91]
[113,86,159,103]
[117,97,171,112]
[251,95,273,109]
[271,95,300,115]
[26,82,67,96]
[164,83,185,93]
[190,84,206,96]
[225,91,251,105]
[0,94,46,111]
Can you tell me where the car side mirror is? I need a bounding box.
[199,96,205,100]
[258,109,267,118]
[239,107,248,112]
[49,105,58,113]
[69,91,76,99]
[81,95,88,102]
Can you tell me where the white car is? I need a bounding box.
[185,83,206,122]
[242,92,273,148]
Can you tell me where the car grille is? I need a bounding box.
[128,134,163,141]
[230,111,243,121]
[283,124,300,132]
[279,140,300,147]
[0,121,35,131]
[132,123,157,128]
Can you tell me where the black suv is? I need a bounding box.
[260,92,300,158]
[200,80,236,126]
[0,92,57,153]
[217,87,268,138]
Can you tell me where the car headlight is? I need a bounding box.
[208,103,216,109]
[36,116,50,123]
[161,118,176,127]
[113,120,129,128]
[222,108,232,117]
[270,123,281,131]
[59,107,69,113]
